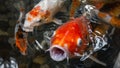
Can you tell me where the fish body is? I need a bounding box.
[15,24,27,55]
[69,0,104,18]
[69,0,80,18]
[86,1,120,28]
[49,16,90,61]
[23,0,65,32]
[70,0,120,28]
[94,9,120,28]
[15,8,27,55]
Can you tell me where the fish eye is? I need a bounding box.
[77,38,82,47]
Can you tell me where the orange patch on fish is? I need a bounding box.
[27,16,32,22]
[44,10,50,18]
[98,12,107,18]
[16,38,27,54]
[70,0,80,17]
[15,26,27,55]
[39,10,50,19]
[29,6,41,17]
[110,16,120,28]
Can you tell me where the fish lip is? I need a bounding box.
[49,45,67,61]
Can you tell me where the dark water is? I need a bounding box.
[0,0,120,68]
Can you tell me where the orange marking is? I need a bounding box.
[29,6,41,17]
[110,17,120,28]
[70,0,80,17]
[15,26,27,54]
[39,10,50,19]
[98,11,120,28]
[16,38,27,54]
[98,12,107,18]
[27,16,32,22]
[39,10,46,18]
[44,10,50,18]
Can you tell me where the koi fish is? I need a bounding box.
[49,16,89,61]
[69,0,80,18]
[94,9,120,28]
[15,8,27,55]
[96,2,120,28]
[79,2,120,28]
[69,0,104,18]
[23,0,65,32]
[86,1,120,28]
[70,0,120,27]
[15,25,27,55]
[47,15,106,66]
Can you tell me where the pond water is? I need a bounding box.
[0,0,120,68]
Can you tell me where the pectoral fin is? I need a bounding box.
[89,55,107,66]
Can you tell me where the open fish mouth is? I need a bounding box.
[49,45,67,61]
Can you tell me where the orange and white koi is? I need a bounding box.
[15,8,27,55]
[84,1,120,28]
[94,9,120,28]
[81,3,120,28]
[47,15,106,66]
[15,25,27,55]
[23,0,65,32]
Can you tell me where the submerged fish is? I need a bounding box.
[70,0,120,28]
[48,16,90,61]
[23,0,66,32]
[69,0,104,18]
[69,0,81,18]
[94,9,120,28]
[46,15,107,66]
[49,16,90,61]
[87,1,120,27]
[15,25,27,55]
[15,8,27,55]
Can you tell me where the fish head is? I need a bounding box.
[23,6,44,32]
[49,17,89,61]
